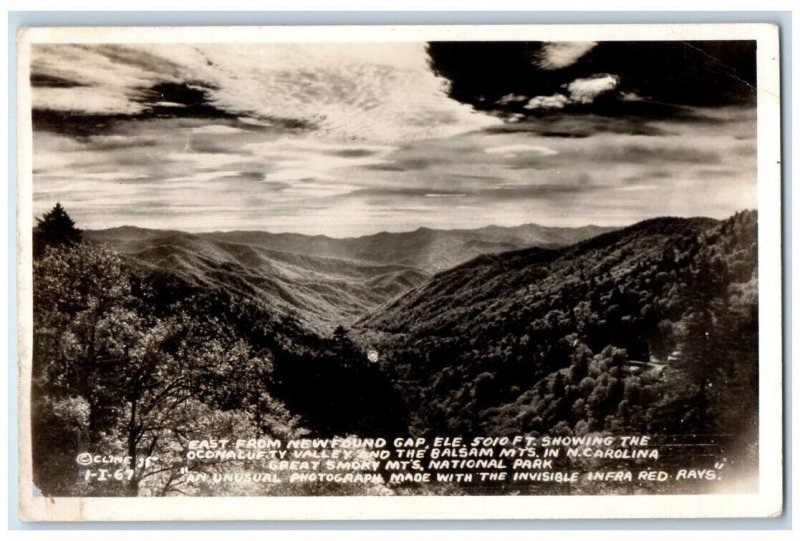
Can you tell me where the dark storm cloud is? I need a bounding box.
[427,41,756,123]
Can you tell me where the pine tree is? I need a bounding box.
[34,203,82,257]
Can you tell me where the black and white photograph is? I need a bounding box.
[16,24,783,520]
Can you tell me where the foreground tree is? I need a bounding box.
[33,203,82,257]
[32,241,131,494]
[31,208,301,495]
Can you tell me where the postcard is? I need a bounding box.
[16,23,783,520]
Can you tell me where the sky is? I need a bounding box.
[30,41,757,236]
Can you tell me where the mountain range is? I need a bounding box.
[41,208,759,495]
[85,222,616,330]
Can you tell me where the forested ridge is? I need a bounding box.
[359,211,758,459]
[30,204,758,496]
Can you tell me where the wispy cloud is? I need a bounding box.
[534,42,598,70]
[31,43,499,143]
[484,144,559,157]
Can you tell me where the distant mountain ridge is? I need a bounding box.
[84,221,616,330]
[88,222,618,274]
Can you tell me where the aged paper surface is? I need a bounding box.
[16,23,782,521]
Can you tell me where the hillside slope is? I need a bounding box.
[358,211,758,447]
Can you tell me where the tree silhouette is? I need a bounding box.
[34,203,82,257]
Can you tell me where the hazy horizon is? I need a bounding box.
[62,208,754,240]
[31,41,757,237]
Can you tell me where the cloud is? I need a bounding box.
[240,138,396,183]
[30,45,177,115]
[32,110,757,234]
[484,115,669,138]
[32,86,145,115]
[524,94,569,110]
[497,93,529,105]
[523,74,620,111]
[565,74,620,104]
[190,125,246,135]
[429,41,756,123]
[346,187,468,199]
[331,148,383,158]
[484,144,558,157]
[582,142,721,165]
[425,193,467,198]
[234,171,267,182]
[534,42,598,70]
[29,43,757,236]
[31,43,500,143]
[477,182,601,200]
[620,91,644,102]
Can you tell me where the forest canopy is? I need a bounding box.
[30,204,758,496]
